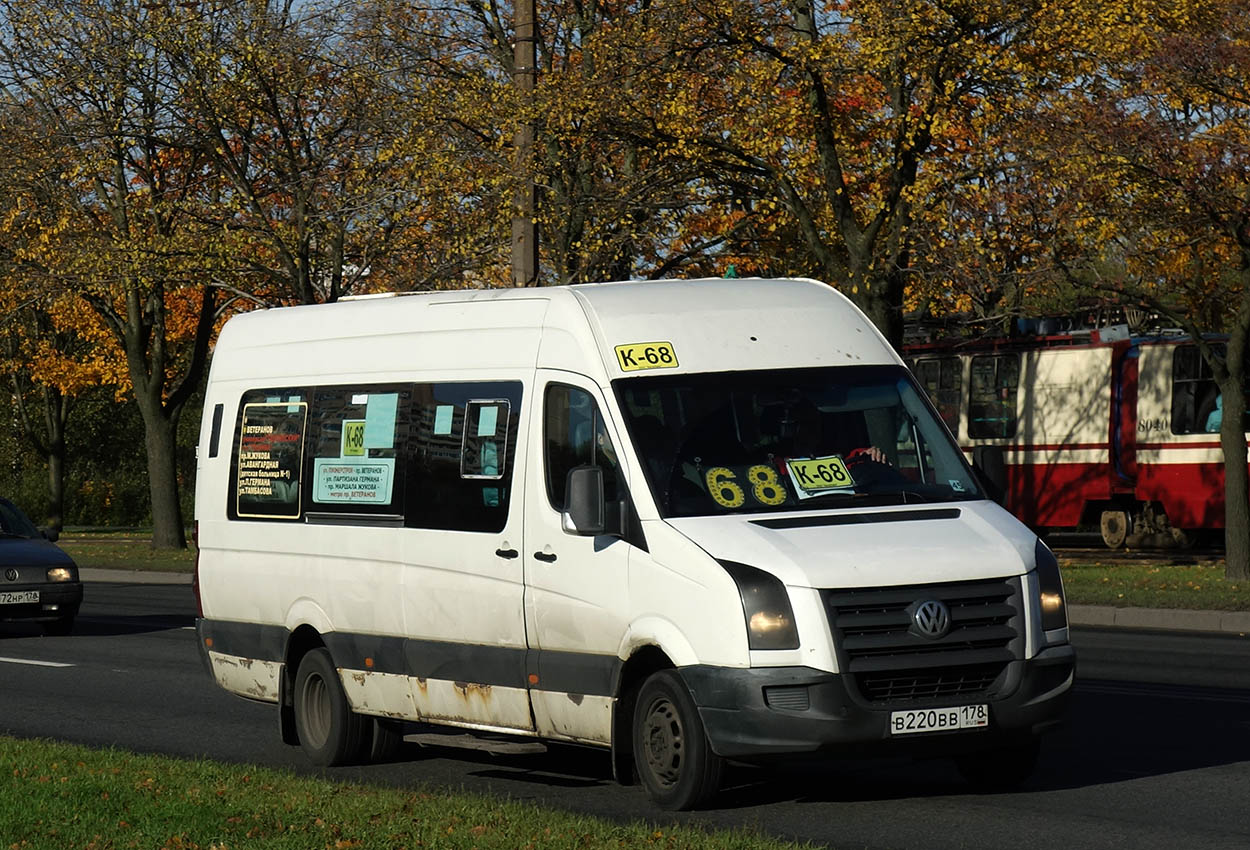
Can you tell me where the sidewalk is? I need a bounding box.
[1068,604,1250,635]
[77,569,1250,635]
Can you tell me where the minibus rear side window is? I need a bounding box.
[229,388,309,520]
[406,381,522,533]
[306,385,410,519]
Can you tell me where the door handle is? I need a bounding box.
[533,551,557,563]
[495,548,519,559]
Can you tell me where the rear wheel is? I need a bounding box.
[293,648,368,766]
[366,718,404,763]
[956,737,1040,791]
[632,670,723,810]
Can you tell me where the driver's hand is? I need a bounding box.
[848,446,888,464]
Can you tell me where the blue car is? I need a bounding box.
[0,497,82,635]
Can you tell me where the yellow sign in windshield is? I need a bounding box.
[786,456,855,495]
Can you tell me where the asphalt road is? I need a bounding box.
[2,582,1250,849]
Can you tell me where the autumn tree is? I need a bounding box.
[0,0,222,548]
[164,0,446,304]
[408,0,744,287]
[0,293,120,532]
[533,1,1092,347]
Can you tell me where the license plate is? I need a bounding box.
[890,704,988,736]
[0,591,39,605]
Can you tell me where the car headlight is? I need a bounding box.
[719,561,799,650]
[1034,539,1067,632]
[46,566,75,582]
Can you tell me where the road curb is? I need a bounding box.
[1069,604,1250,635]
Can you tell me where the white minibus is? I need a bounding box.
[193,278,1074,809]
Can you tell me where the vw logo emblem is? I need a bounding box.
[4,569,16,582]
[910,599,951,639]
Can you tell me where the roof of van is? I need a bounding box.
[208,278,899,384]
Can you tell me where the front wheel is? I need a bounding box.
[631,670,723,810]
[293,648,368,766]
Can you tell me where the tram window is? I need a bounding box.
[1172,344,1224,435]
[968,354,1019,439]
[913,357,962,433]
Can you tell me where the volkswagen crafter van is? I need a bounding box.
[193,277,1074,809]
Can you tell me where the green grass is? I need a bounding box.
[1059,557,1250,610]
[0,737,804,850]
[58,534,195,573]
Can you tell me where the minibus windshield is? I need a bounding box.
[613,365,983,518]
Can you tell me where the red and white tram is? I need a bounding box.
[908,328,1238,548]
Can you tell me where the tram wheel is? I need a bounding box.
[1100,509,1129,549]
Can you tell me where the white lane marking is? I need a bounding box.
[0,656,74,668]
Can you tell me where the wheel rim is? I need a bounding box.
[641,696,684,788]
[1100,510,1129,549]
[299,670,332,748]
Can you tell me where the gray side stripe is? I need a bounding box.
[198,618,621,697]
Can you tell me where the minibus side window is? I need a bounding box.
[968,355,1019,439]
[544,384,621,510]
[306,385,410,518]
[461,399,511,480]
[228,387,309,521]
[406,381,522,533]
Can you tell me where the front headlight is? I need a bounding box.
[720,561,799,650]
[1034,539,1067,632]
[47,566,75,582]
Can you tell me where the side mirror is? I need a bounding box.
[40,527,60,543]
[972,445,1007,506]
[562,466,606,536]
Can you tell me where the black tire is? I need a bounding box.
[956,738,1040,791]
[365,718,404,763]
[631,670,723,810]
[293,648,368,766]
[41,616,74,636]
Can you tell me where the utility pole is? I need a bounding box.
[511,0,538,287]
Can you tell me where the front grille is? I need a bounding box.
[823,577,1023,706]
[857,662,1004,702]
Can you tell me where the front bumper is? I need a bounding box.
[680,644,1075,760]
[0,582,83,623]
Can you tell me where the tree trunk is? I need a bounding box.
[46,439,65,533]
[43,386,68,533]
[138,398,186,550]
[1222,373,1250,582]
[842,265,906,352]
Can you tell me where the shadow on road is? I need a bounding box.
[707,677,1250,808]
[71,614,196,636]
[0,614,193,640]
[338,677,1250,810]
